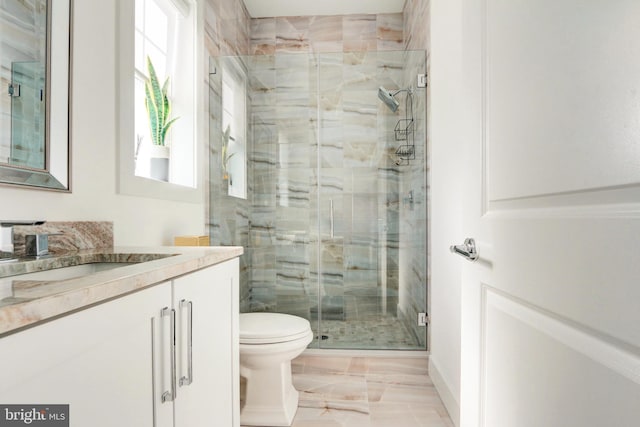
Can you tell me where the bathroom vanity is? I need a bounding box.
[0,246,242,427]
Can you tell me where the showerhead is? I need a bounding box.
[378,86,400,112]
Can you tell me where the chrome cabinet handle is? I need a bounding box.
[179,299,193,387]
[161,307,177,403]
[450,238,479,262]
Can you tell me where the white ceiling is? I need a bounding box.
[242,0,406,18]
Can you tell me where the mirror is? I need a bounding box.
[0,0,71,191]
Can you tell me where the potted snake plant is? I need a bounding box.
[144,56,178,181]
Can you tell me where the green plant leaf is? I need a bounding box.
[144,81,160,145]
[162,78,171,131]
[161,117,180,143]
[147,58,164,126]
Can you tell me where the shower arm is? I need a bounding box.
[390,88,414,120]
[390,88,413,97]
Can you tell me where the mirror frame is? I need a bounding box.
[0,0,72,192]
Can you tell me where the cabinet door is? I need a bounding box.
[173,258,239,427]
[0,282,171,427]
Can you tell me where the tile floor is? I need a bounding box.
[241,353,454,427]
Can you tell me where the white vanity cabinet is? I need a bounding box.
[0,257,239,427]
[0,281,170,426]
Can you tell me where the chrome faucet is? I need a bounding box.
[0,221,46,260]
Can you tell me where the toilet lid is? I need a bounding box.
[240,313,312,344]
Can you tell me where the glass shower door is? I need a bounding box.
[316,50,427,350]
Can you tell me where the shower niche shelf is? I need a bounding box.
[394,118,415,165]
[394,118,414,141]
[396,144,415,159]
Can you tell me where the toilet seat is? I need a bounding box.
[240,312,311,344]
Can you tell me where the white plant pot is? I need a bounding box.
[149,145,170,182]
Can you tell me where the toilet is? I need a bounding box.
[239,312,313,427]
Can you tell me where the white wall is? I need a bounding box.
[428,0,463,424]
[0,0,205,246]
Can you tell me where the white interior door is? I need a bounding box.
[459,1,640,426]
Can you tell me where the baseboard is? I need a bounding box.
[428,356,460,427]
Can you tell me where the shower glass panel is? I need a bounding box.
[210,50,427,350]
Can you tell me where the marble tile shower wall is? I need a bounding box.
[247,51,410,324]
[250,14,403,54]
[403,0,431,52]
[204,0,250,57]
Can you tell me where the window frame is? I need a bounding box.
[117,0,203,203]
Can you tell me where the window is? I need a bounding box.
[134,0,195,188]
[118,0,199,201]
[221,59,247,199]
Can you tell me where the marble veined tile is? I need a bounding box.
[249,72,275,97]
[366,357,428,376]
[343,67,378,92]
[250,17,275,55]
[343,15,376,52]
[277,105,312,124]
[343,89,378,113]
[276,16,311,53]
[315,169,345,194]
[376,13,403,51]
[309,15,343,42]
[318,146,344,169]
[291,406,371,427]
[277,142,312,168]
[369,404,445,427]
[367,377,442,406]
[343,142,382,168]
[293,355,353,374]
[294,372,369,406]
[266,355,455,427]
[312,41,345,54]
[376,53,405,90]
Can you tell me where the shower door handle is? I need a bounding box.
[330,199,334,239]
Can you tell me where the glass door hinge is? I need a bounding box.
[8,83,21,97]
[417,74,427,88]
[418,312,429,326]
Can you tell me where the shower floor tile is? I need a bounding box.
[310,318,423,350]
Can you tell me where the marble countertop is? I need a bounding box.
[0,246,243,337]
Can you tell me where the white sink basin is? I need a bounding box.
[10,263,135,281]
[0,263,138,301]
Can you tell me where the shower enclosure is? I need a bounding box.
[209,50,427,350]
